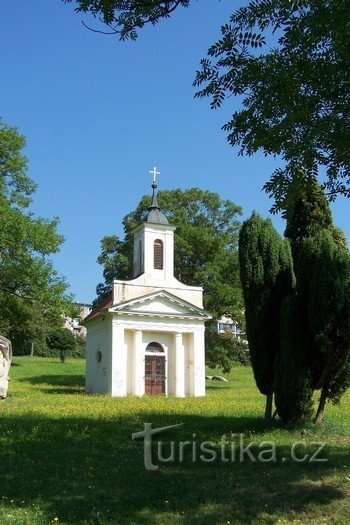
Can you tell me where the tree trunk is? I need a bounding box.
[314,388,327,424]
[265,392,273,421]
[29,342,34,357]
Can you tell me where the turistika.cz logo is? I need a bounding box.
[132,423,327,471]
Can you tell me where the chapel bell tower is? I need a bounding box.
[132,167,176,282]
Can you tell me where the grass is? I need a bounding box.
[0,357,349,525]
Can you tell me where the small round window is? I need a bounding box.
[96,350,102,364]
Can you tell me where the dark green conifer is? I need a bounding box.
[239,213,295,419]
[297,231,350,424]
[282,172,333,260]
[275,294,314,424]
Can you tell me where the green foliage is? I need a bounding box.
[47,328,76,363]
[274,172,333,258]
[72,333,87,358]
[272,175,349,423]
[64,1,191,40]
[33,333,86,359]
[245,184,349,424]
[32,340,61,358]
[275,294,314,425]
[194,0,350,199]
[95,235,130,300]
[239,213,295,403]
[0,296,65,356]
[66,302,83,322]
[273,188,349,424]
[296,230,350,408]
[326,361,350,407]
[205,322,249,373]
[96,188,244,322]
[0,120,71,354]
[271,171,348,260]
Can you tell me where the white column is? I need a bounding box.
[111,323,127,397]
[134,330,144,396]
[187,332,195,395]
[193,328,206,397]
[174,332,185,398]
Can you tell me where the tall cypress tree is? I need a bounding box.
[275,294,314,425]
[240,177,349,425]
[296,230,350,424]
[239,213,295,420]
[282,174,350,423]
[281,171,347,260]
[283,172,333,260]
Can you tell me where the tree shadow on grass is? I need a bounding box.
[0,412,348,525]
[19,374,85,392]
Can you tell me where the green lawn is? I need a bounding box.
[0,357,349,525]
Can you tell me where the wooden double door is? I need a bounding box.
[145,354,166,395]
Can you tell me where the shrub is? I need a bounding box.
[205,323,249,373]
[46,328,76,363]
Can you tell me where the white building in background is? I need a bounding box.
[217,314,245,340]
[84,170,211,397]
[64,302,92,337]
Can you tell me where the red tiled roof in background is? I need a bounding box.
[84,294,113,322]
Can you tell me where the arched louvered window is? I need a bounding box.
[154,239,163,270]
[146,342,164,353]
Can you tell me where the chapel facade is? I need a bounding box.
[85,171,211,397]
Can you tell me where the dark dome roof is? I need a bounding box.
[143,182,169,225]
[143,208,169,225]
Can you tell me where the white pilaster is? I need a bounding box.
[111,323,127,396]
[193,329,206,397]
[134,330,145,396]
[174,332,185,398]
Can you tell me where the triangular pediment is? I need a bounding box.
[108,290,211,320]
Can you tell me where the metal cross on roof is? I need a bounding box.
[149,166,160,184]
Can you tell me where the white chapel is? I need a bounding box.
[85,169,211,397]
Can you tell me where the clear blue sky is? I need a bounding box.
[1,0,348,303]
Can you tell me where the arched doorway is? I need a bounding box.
[145,342,166,395]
